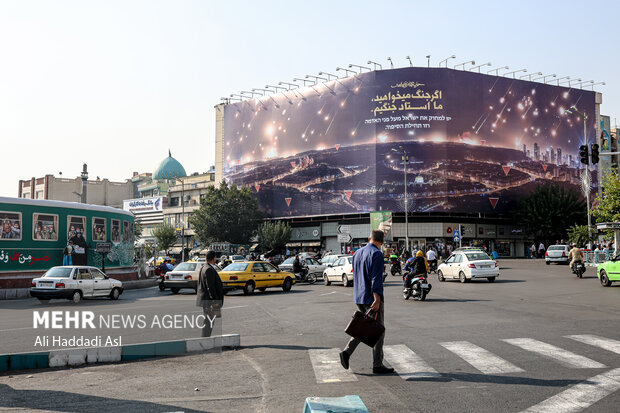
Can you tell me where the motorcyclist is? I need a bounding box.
[426,248,438,272]
[389,253,401,275]
[404,250,428,289]
[292,254,307,280]
[568,243,583,270]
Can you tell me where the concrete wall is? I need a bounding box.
[47,177,133,208]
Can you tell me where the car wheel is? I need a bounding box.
[438,270,445,282]
[258,287,267,292]
[324,275,331,286]
[282,277,292,292]
[38,298,50,304]
[158,282,165,291]
[71,291,81,304]
[600,270,612,287]
[342,274,350,287]
[459,271,468,283]
[110,288,120,300]
[170,288,180,294]
[243,281,255,295]
[546,261,550,265]
[307,273,317,284]
[487,277,496,283]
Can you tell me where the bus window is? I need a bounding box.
[123,221,129,242]
[33,213,58,241]
[67,216,86,241]
[111,219,121,243]
[0,211,21,240]
[92,217,107,242]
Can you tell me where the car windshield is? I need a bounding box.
[231,255,244,260]
[466,252,492,261]
[347,257,353,264]
[223,263,248,271]
[174,263,197,271]
[282,258,295,264]
[548,246,565,250]
[43,267,73,278]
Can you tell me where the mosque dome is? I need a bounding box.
[153,150,187,180]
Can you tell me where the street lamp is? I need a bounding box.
[565,105,592,248]
[406,56,413,67]
[252,88,269,95]
[426,55,431,67]
[487,66,509,75]
[305,74,327,83]
[240,90,260,98]
[266,85,293,104]
[504,69,527,78]
[470,62,491,72]
[519,72,542,81]
[533,74,556,83]
[568,78,582,87]
[439,55,456,67]
[175,177,187,263]
[553,76,570,85]
[336,67,357,76]
[387,57,394,69]
[590,81,606,90]
[391,147,409,252]
[578,80,594,89]
[278,81,297,90]
[367,60,382,70]
[293,78,314,86]
[454,60,475,70]
[318,71,338,80]
[349,63,371,73]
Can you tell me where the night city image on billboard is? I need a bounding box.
[223,67,596,218]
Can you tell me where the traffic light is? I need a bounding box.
[579,145,589,165]
[590,143,599,164]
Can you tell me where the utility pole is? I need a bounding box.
[404,153,409,253]
[80,164,88,203]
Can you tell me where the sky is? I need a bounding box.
[1,0,618,198]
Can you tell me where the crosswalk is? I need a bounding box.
[307,334,620,411]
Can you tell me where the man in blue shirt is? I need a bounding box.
[340,230,394,374]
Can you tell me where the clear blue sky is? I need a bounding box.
[1,0,617,197]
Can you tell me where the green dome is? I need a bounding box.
[153,150,187,180]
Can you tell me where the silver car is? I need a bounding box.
[545,245,570,265]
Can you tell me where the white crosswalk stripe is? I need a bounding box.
[308,348,358,384]
[566,334,620,354]
[520,368,620,413]
[502,338,606,369]
[439,341,524,374]
[383,344,442,379]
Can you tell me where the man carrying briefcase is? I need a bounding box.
[340,230,394,374]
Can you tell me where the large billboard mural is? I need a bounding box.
[223,67,596,218]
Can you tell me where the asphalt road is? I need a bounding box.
[1,259,620,413]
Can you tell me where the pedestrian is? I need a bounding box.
[197,250,224,337]
[530,243,536,259]
[63,241,73,266]
[339,230,394,375]
[538,242,545,258]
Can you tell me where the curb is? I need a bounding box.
[0,334,240,372]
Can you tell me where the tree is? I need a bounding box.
[153,222,178,254]
[258,221,292,252]
[516,183,586,243]
[133,220,143,241]
[190,181,263,245]
[567,224,597,247]
[591,168,620,223]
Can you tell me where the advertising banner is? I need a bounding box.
[223,67,596,218]
[370,211,393,241]
[123,197,162,214]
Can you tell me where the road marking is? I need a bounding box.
[318,291,337,296]
[566,334,620,354]
[383,344,442,379]
[308,349,358,384]
[520,368,620,413]
[439,341,524,374]
[503,338,606,369]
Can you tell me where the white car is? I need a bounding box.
[163,261,205,294]
[437,251,499,283]
[30,266,124,304]
[545,245,570,265]
[321,254,348,266]
[279,257,327,278]
[323,256,354,286]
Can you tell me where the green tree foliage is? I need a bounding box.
[258,221,292,251]
[190,181,263,245]
[591,169,620,223]
[516,183,586,243]
[153,222,178,254]
[567,224,597,247]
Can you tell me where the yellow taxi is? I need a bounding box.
[219,261,296,295]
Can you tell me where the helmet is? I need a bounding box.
[416,250,424,257]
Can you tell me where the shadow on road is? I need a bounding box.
[355,372,586,387]
[423,298,491,303]
[0,384,210,413]
[241,344,330,351]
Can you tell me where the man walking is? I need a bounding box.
[197,250,224,337]
[340,230,394,374]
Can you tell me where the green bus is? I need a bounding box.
[0,197,135,279]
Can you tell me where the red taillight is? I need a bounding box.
[55,283,65,288]
[468,264,476,268]
[230,275,238,280]
[495,262,499,267]
[184,275,192,280]
[350,268,353,273]
[545,251,548,257]
[562,251,566,257]
[31,282,36,287]
[165,275,169,280]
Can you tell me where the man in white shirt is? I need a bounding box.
[426,248,437,270]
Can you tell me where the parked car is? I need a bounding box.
[323,256,354,286]
[597,257,620,287]
[218,261,296,295]
[437,251,499,283]
[279,257,327,278]
[147,256,177,266]
[545,245,570,265]
[321,254,348,267]
[30,266,123,304]
[163,261,205,294]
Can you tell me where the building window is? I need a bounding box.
[123,221,130,242]
[0,211,22,240]
[169,197,179,207]
[22,193,30,198]
[111,219,121,243]
[67,216,86,241]
[92,217,107,242]
[33,213,58,241]
[35,190,44,199]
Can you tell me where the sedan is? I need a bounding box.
[437,251,499,283]
[279,257,327,279]
[30,266,123,303]
[545,245,570,265]
[597,258,620,287]
[163,261,205,294]
[323,256,354,286]
[218,261,296,295]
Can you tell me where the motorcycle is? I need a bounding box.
[402,271,432,301]
[294,266,316,284]
[390,258,402,277]
[572,261,586,278]
[428,260,438,274]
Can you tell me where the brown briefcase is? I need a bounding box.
[344,309,385,347]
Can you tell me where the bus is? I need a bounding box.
[0,197,135,291]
